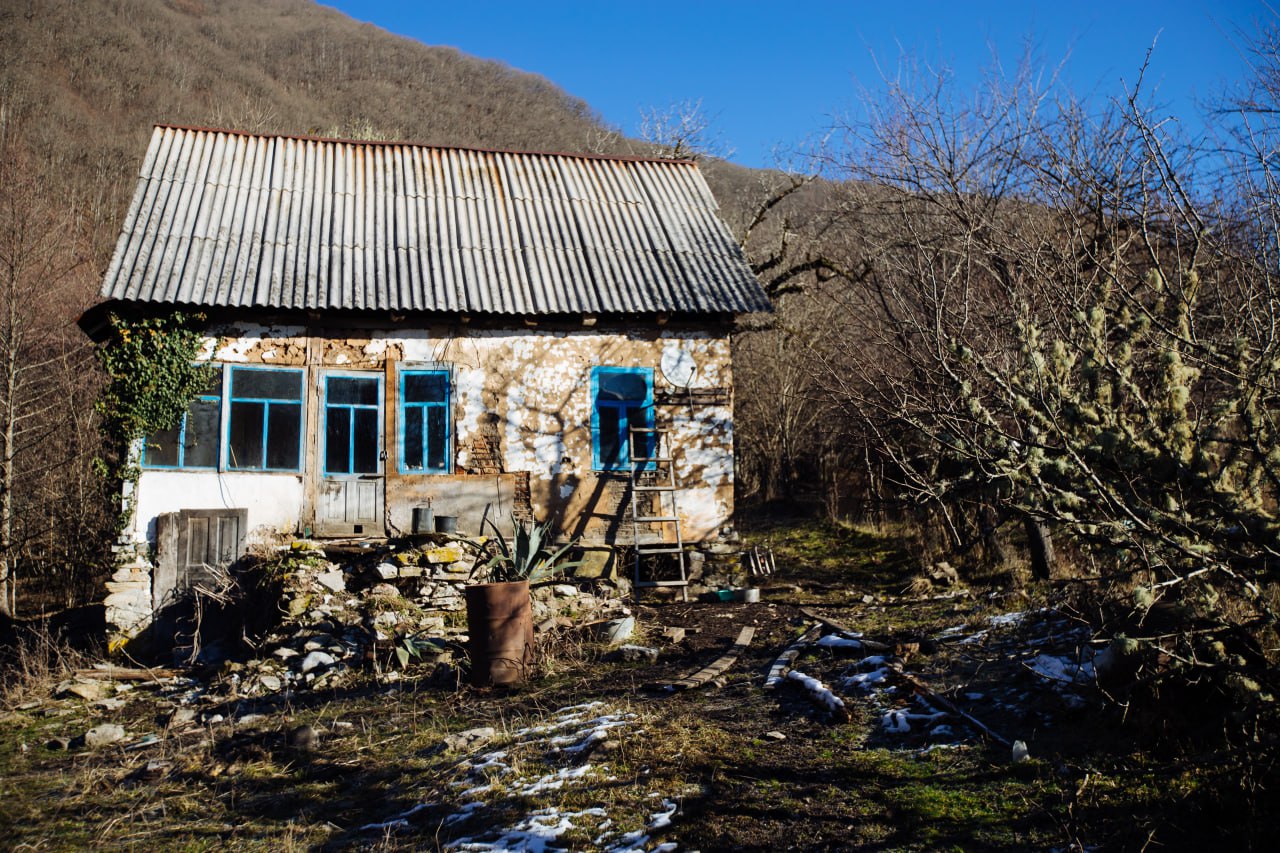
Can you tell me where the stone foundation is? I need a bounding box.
[102,548,153,654]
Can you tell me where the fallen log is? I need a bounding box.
[765,622,821,689]
[649,626,756,692]
[887,662,1012,747]
[799,608,891,653]
[786,668,851,722]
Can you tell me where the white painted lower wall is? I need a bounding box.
[129,469,304,546]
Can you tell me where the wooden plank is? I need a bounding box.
[76,665,179,681]
[764,622,821,689]
[651,626,756,693]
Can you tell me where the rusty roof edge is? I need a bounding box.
[76,296,757,342]
[151,124,702,168]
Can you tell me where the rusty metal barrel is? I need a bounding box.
[465,580,534,687]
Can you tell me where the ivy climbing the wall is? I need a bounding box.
[94,313,211,525]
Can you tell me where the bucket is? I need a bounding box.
[465,580,533,687]
[411,506,435,534]
[435,515,458,534]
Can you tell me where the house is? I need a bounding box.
[80,125,770,648]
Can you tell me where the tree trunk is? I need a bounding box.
[1025,519,1056,580]
[978,504,1007,565]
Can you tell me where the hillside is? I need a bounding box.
[0,0,765,286]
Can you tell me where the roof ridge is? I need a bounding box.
[153,123,700,167]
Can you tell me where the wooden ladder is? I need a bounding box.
[628,424,688,600]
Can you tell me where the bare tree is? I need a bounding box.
[800,44,1280,729]
[638,98,733,161]
[0,146,100,617]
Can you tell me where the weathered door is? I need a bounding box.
[152,508,247,658]
[316,371,384,536]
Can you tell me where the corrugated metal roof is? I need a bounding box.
[99,125,771,316]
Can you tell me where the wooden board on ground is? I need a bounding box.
[76,665,179,681]
[649,626,756,692]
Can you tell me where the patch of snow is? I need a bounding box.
[1029,654,1095,685]
[816,634,862,650]
[608,829,649,852]
[883,710,911,733]
[519,764,596,796]
[451,806,608,851]
[841,668,890,690]
[443,801,487,826]
[648,799,678,830]
[360,801,434,832]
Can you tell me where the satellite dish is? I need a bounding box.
[661,348,697,387]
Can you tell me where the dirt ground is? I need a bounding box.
[2,519,1276,851]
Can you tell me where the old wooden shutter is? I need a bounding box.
[175,508,247,588]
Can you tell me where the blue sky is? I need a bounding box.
[324,1,1268,168]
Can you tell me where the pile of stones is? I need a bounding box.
[213,538,630,694]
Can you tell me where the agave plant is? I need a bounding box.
[468,514,583,584]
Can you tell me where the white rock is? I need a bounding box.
[316,570,346,592]
[83,724,126,748]
[168,708,197,727]
[442,726,497,752]
[300,651,336,673]
[601,616,636,645]
[610,644,659,663]
[376,562,399,580]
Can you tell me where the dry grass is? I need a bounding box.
[0,621,92,709]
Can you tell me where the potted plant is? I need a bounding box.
[463,514,581,687]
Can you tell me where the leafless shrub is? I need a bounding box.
[0,620,90,707]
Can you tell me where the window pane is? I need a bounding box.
[329,376,379,406]
[427,406,446,470]
[353,407,379,473]
[232,368,301,401]
[404,406,424,470]
[598,371,647,402]
[405,372,448,403]
[598,405,622,467]
[228,401,265,469]
[326,406,351,474]
[144,424,181,467]
[184,398,220,468]
[266,402,302,469]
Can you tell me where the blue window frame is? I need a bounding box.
[226,366,303,471]
[323,374,382,475]
[141,368,222,470]
[591,367,654,471]
[399,369,450,473]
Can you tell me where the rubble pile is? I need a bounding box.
[684,542,750,598]
[211,538,630,694]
